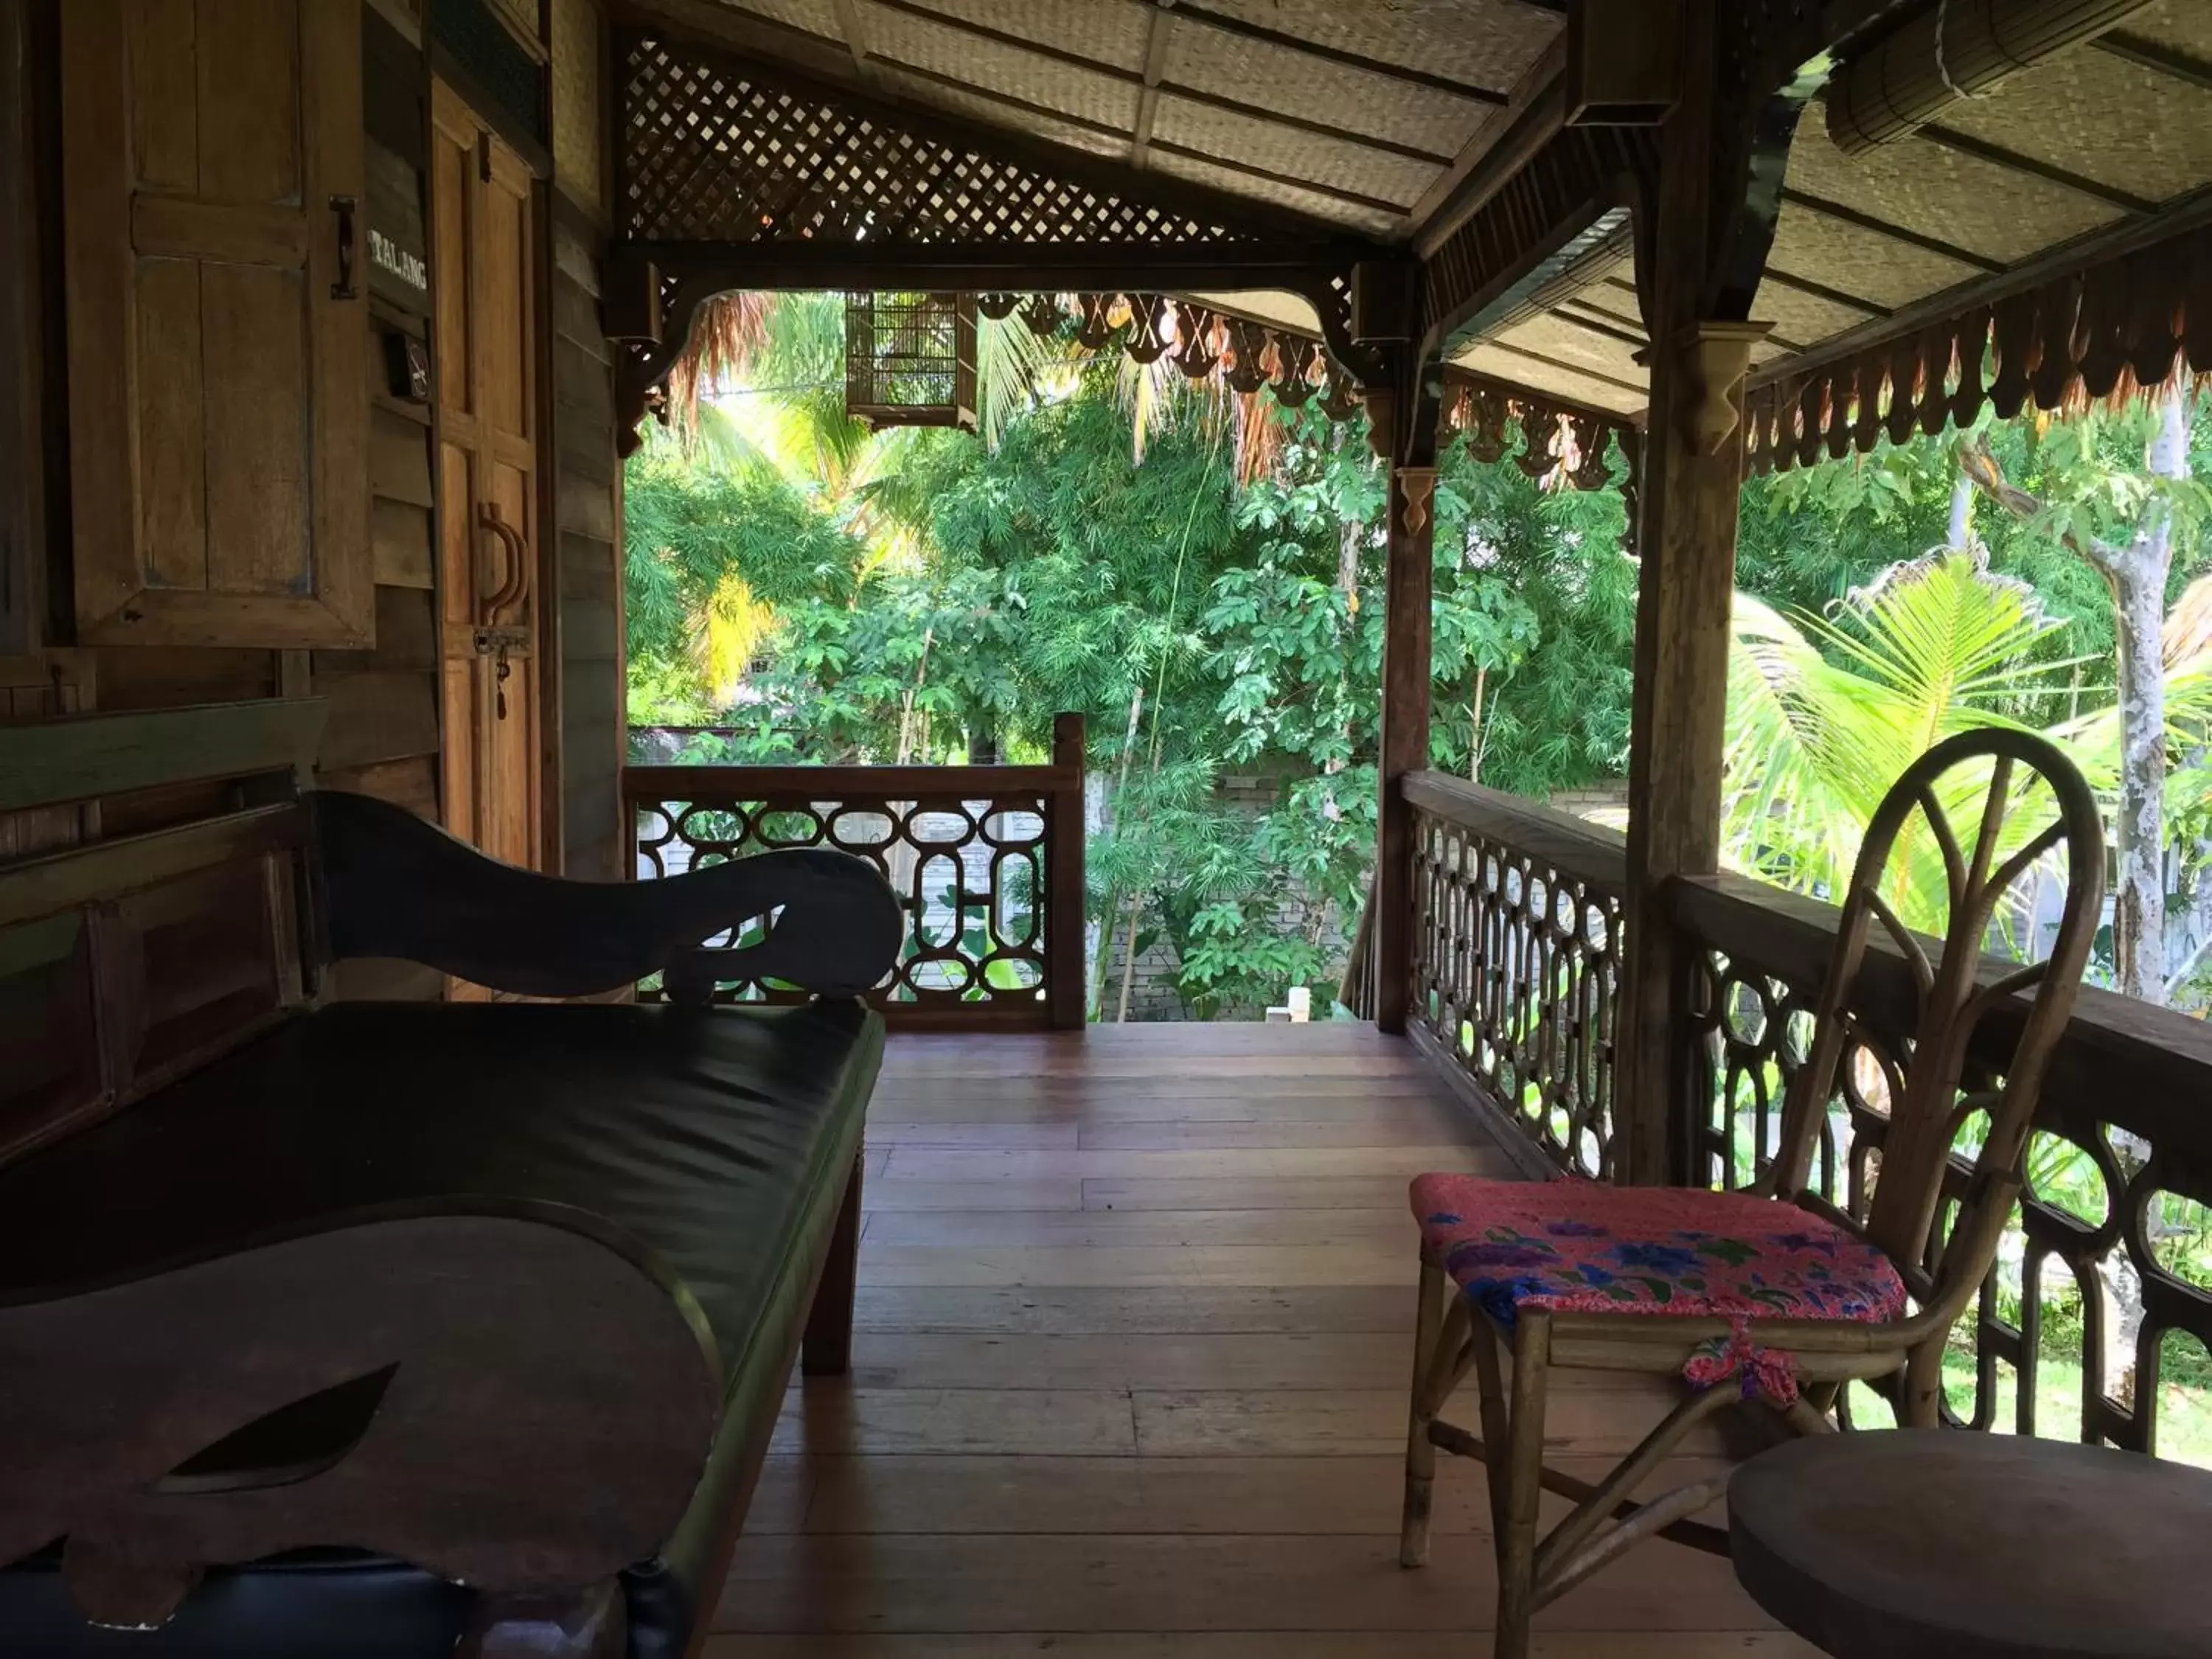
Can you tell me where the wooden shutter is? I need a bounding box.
[61,0,371,648]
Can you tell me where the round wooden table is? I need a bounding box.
[1728,1428,2212,1659]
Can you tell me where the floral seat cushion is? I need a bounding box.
[1411,1173,1907,1332]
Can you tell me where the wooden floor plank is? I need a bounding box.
[878,1056,1429,1081]
[881,1147,1505,1182]
[1078,1116,1469,1150]
[714,1533,1778,1633]
[838,1331,1411,1390]
[751,1451,1746,1538]
[707,1637,1822,1658]
[1133,1387,1731,1461]
[855,1242,1418,1288]
[867,1121,1082,1148]
[850,1285,1413,1335]
[863,1206,1413,1249]
[863,1179,1086,1212]
[1082,1176,1423,1212]
[771,1386,1138,1457]
[718,1026,1786,1650]
[866,1082,1448,1121]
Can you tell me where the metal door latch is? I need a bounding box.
[471,625,530,719]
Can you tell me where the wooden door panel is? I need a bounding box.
[479,161,532,445]
[439,442,479,631]
[489,657,538,867]
[442,657,479,847]
[431,80,543,908]
[431,123,473,427]
[62,0,369,647]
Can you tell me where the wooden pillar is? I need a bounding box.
[1374,462,1437,1034]
[1616,7,1775,1185]
[1047,709,1088,1029]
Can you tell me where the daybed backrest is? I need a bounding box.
[0,700,327,1166]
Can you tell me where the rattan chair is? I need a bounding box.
[1398,729,2105,1659]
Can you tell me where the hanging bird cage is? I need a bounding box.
[844,291,978,431]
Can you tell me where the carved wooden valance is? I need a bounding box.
[616,283,1368,453]
[1745,216,2212,477]
[1440,371,1640,502]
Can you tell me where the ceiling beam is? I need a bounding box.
[1916,122,2158,216]
[1778,187,2008,275]
[869,54,1410,219]
[2095,29,2212,93]
[1753,266,1892,320]
[853,0,1457,167]
[1549,300,1647,350]
[1465,336,1650,398]
[827,0,877,87]
[1132,1,1175,168]
[1411,48,1565,255]
[1164,0,1509,105]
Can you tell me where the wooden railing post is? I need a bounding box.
[1047,710,1088,1030]
[1376,462,1438,1034]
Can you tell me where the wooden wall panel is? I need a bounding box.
[550,206,624,883]
[551,0,603,218]
[0,2,43,658]
[307,10,444,999]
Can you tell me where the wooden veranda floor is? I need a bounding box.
[706,1022,1818,1657]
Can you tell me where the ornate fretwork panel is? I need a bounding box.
[1409,803,1621,1180]
[633,782,1067,1021]
[621,33,1263,248]
[1687,943,2212,1454]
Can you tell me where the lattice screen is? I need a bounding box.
[619,33,1264,247]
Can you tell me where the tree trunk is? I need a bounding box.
[1947,474,1974,551]
[1469,664,1488,785]
[2108,393,2189,1004]
[1090,684,1145,1018]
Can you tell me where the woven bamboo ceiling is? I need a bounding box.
[624,0,1566,240]
[622,0,2212,430]
[1465,0,2212,418]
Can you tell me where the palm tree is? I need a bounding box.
[1724,549,2212,942]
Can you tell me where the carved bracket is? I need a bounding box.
[1397,467,1439,535]
[1677,321,1772,456]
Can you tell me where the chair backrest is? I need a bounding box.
[1767,728,2104,1305]
[0,700,327,1166]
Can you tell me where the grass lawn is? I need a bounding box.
[1848,1352,2212,1467]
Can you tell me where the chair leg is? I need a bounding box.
[1898,1338,1946,1427]
[1470,1310,1512,1544]
[1399,1256,1447,1568]
[1494,1310,1551,1659]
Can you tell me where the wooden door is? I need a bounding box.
[430,83,541,889]
[60,0,370,648]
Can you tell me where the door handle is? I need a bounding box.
[478,502,529,623]
[330,195,359,301]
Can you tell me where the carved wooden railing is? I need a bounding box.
[623,714,1086,1029]
[1406,773,1625,1180]
[1402,770,2212,1456]
[1677,872,2212,1453]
